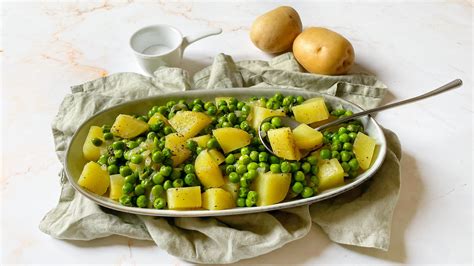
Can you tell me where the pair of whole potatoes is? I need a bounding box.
[250,6,354,75]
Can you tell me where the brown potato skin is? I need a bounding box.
[293,27,355,75]
[250,6,302,54]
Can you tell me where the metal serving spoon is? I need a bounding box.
[258,79,463,155]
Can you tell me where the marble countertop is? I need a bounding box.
[1,1,472,264]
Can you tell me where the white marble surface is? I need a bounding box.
[1,1,472,264]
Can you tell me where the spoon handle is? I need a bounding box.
[315,79,463,131]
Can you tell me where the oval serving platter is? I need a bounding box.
[65,88,387,217]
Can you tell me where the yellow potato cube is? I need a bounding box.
[318,159,345,191]
[208,149,225,165]
[292,124,323,150]
[190,134,211,148]
[253,172,291,206]
[250,106,285,129]
[78,161,110,195]
[202,188,236,210]
[169,111,212,139]
[109,174,124,200]
[165,133,191,166]
[111,114,149,139]
[292,97,329,124]
[148,112,169,125]
[267,127,301,160]
[212,128,251,154]
[353,132,377,170]
[83,126,104,161]
[221,179,240,200]
[195,149,225,188]
[167,186,202,210]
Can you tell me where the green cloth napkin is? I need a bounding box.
[40,53,401,264]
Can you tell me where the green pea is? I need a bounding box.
[294,171,305,182]
[107,156,117,165]
[237,197,246,207]
[240,121,250,131]
[343,142,353,151]
[348,132,357,141]
[241,105,251,114]
[301,187,314,198]
[331,151,340,160]
[239,155,251,165]
[122,183,134,194]
[225,165,236,175]
[120,166,132,177]
[332,133,340,141]
[112,141,125,150]
[107,164,119,174]
[119,195,132,206]
[260,122,272,132]
[124,173,137,184]
[127,141,139,149]
[310,175,319,186]
[206,138,219,149]
[228,172,239,183]
[152,151,164,163]
[163,126,174,135]
[113,149,123,159]
[101,124,111,133]
[183,164,194,174]
[331,141,342,151]
[259,162,270,172]
[136,195,148,208]
[338,127,348,134]
[195,147,203,155]
[258,152,269,162]
[227,113,237,124]
[292,182,304,194]
[339,133,350,143]
[91,138,103,147]
[146,132,157,141]
[222,121,232,128]
[290,162,300,172]
[341,162,350,172]
[239,187,249,198]
[141,179,153,189]
[249,151,258,162]
[265,100,274,109]
[184,174,196,186]
[206,105,217,115]
[301,162,311,174]
[247,162,259,171]
[218,105,230,113]
[270,164,281,173]
[269,155,280,164]
[240,177,250,188]
[134,184,145,195]
[160,165,173,177]
[320,149,331,159]
[98,154,108,165]
[280,161,291,173]
[304,156,317,166]
[246,191,258,207]
[271,117,282,128]
[163,180,172,190]
[153,197,166,209]
[150,122,163,132]
[103,132,113,140]
[247,169,258,180]
[225,154,235,164]
[192,104,203,112]
[240,147,250,156]
[311,165,319,175]
[340,151,352,162]
[131,154,143,164]
[170,169,181,180]
[236,164,247,175]
[172,179,184,188]
[162,148,172,158]
[346,124,358,132]
[345,110,353,116]
[282,96,293,106]
[296,96,304,104]
[349,159,359,171]
[258,144,266,152]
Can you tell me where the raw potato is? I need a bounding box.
[83,126,104,161]
[292,97,330,124]
[169,111,212,139]
[208,149,225,165]
[353,132,377,170]
[111,114,149,139]
[167,186,202,210]
[318,159,345,191]
[292,124,323,150]
[190,134,211,148]
[195,149,225,188]
[250,6,302,53]
[109,174,124,200]
[253,172,291,206]
[212,128,251,154]
[165,133,191,166]
[267,127,301,160]
[148,112,169,125]
[78,161,110,195]
[293,27,355,75]
[202,188,236,210]
[250,106,285,129]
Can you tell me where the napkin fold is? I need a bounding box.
[40,53,401,264]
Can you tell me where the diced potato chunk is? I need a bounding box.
[195,149,225,188]
[292,97,329,124]
[292,124,323,150]
[253,172,291,206]
[78,161,110,195]
[165,133,191,166]
[83,126,104,161]
[169,111,212,139]
[213,128,251,154]
[318,159,345,191]
[190,134,211,148]
[267,127,301,160]
[111,114,149,139]
[109,174,124,200]
[250,106,285,129]
[353,132,377,170]
[208,149,225,165]
[221,180,239,200]
[167,186,202,210]
[202,188,236,210]
[148,112,169,125]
